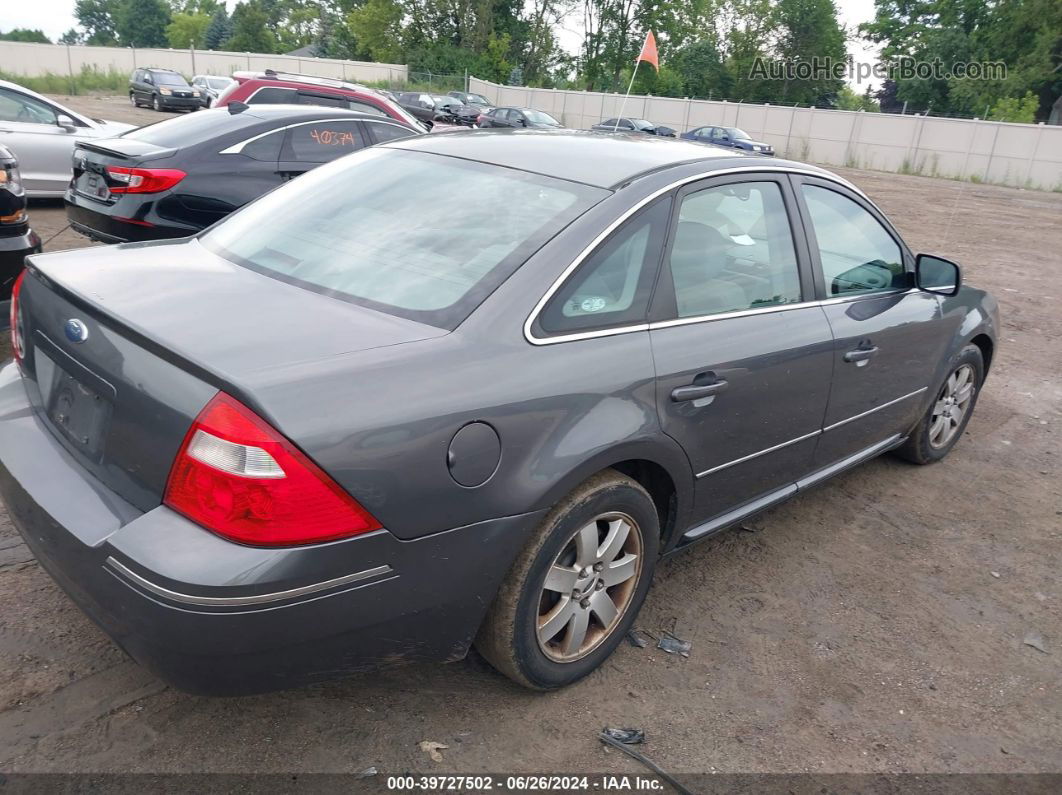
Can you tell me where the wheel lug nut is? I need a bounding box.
[580,598,590,609]
[595,581,604,590]
[593,562,604,572]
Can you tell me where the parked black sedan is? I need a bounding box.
[682,125,775,155]
[0,144,41,329]
[4,131,997,695]
[65,105,421,243]
[590,117,676,136]
[477,107,562,129]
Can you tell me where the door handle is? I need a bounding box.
[843,345,879,363]
[671,380,729,402]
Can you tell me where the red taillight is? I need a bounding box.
[164,393,381,546]
[106,166,186,194]
[9,270,25,363]
[476,114,487,125]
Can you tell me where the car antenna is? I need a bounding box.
[228,101,249,114]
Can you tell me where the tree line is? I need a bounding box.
[3,0,1058,121]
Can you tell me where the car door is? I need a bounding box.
[0,86,79,194]
[792,175,950,466]
[649,174,834,530]
[275,119,369,181]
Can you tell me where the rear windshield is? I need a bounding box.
[120,109,257,146]
[201,148,607,329]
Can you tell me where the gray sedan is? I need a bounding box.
[0,131,998,694]
[0,80,134,196]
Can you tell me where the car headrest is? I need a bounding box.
[671,221,730,277]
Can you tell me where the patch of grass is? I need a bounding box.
[969,173,983,184]
[0,67,129,96]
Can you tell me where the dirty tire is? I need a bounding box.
[475,469,659,689]
[895,344,984,465]
[153,95,162,112]
[129,92,137,106]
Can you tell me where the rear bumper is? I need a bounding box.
[65,196,195,243]
[0,362,539,694]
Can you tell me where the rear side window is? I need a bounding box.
[537,198,671,335]
[668,181,801,318]
[283,121,365,162]
[239,129,284,161]
[365,121,416,144]
[801,185,905,296]
[248,87,297,104]
[348,100,386,116]
[202,148,606,329]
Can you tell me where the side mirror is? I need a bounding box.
[518,118,528,127]
[916,253,961,296]
[56,114,77,132]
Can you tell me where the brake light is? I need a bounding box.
[106,166,186,194]
[164,393,381,546]
[477,114,487,125]
[9,270,25,363]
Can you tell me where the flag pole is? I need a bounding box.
[614,59,642,132]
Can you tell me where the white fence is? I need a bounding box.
[471,77,1062,191]
[0,40,407,85]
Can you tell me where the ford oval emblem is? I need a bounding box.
[64,319,89,344]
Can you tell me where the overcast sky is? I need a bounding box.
[2,0,882,88]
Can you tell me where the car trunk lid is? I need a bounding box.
[16,239,446,512]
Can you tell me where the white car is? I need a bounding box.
[0,79,135,197]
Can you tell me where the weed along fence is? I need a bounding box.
[470,77,1062,191]
[0,40,407,88]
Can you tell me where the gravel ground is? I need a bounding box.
[0,94,1059,777]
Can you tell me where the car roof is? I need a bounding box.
[385,129,795,189]
[143,67,181,73]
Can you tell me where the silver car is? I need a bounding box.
[0,80,135,197]
[190,75,236,108]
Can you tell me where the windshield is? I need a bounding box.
[524,109,559,125]
[201,149,607,329]
[207,78,231,89]
[727,128,752,140]
[632,119,653,129]
[119,109,256,145]
[154,72,188,86]
[466,94,490,105]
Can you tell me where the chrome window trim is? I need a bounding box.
[822,387,928,432]
[105,557,393,607]
[219,118,365,155]
[696,429,822,479]
[523,165,891,346]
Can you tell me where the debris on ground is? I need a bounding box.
[357,767,378,778]
[419,741,449,762]
[598,730,693,795]
[626,629,653,648]
[990,571,1001,578]
[657,631,692,657]
[602,727,645,744]
[738,524,759,533]
[1023,631,1048,654]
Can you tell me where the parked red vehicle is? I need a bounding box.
[215,70,427,131]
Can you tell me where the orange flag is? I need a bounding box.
[636,31,659,71]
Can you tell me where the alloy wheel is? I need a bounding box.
[929,363,975,448]
[536,512,642,662]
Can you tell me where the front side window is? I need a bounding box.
[0,88,57,125]
[201,148,606,329]
[538,198,671,335]
[668,181,801,318]
[283,121,365,163]
[801,185,905,296]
